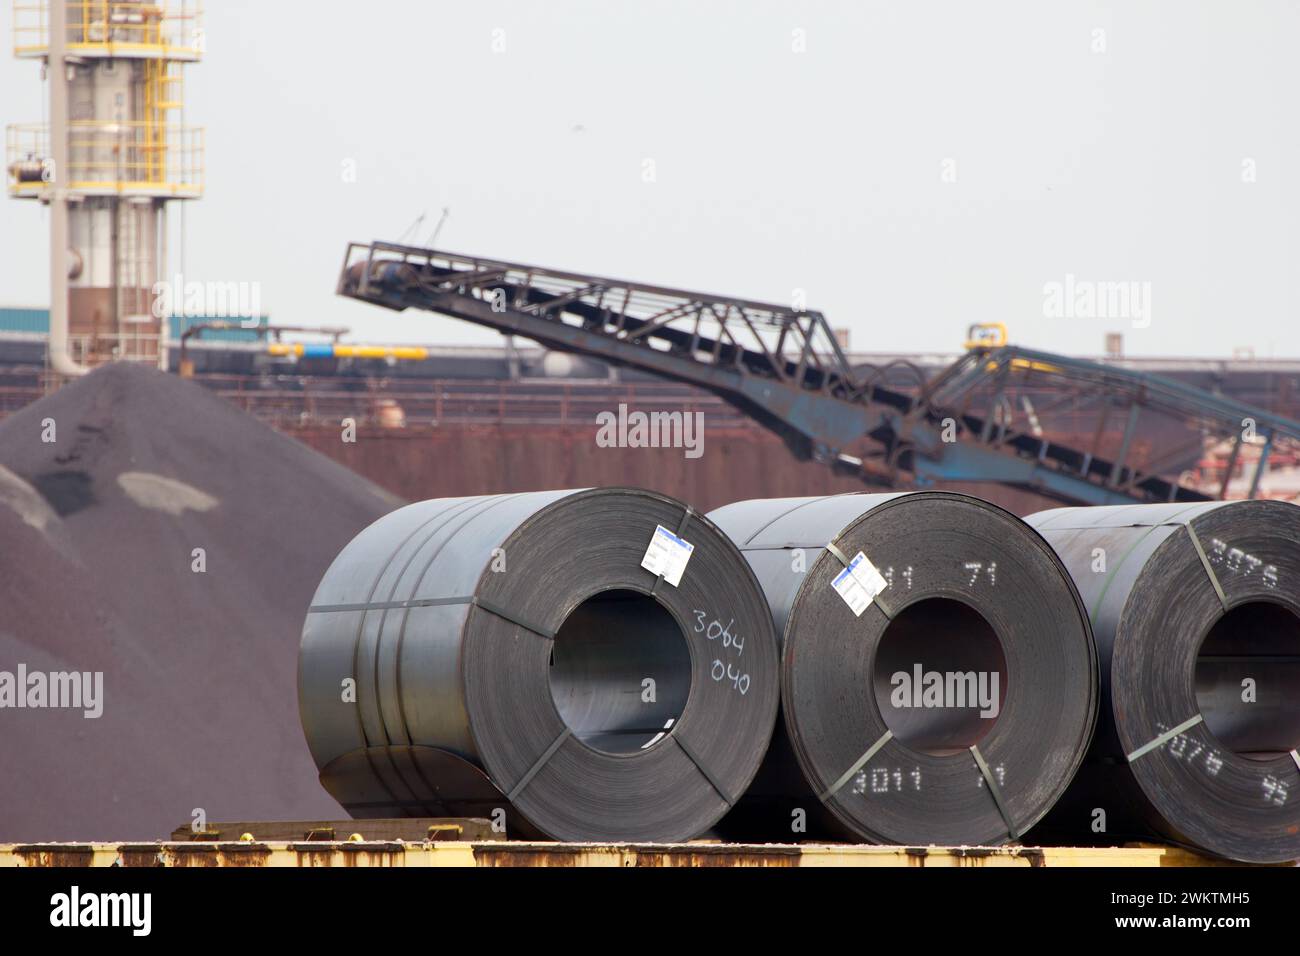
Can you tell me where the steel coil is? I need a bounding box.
[298,488,780,841]
[708,491,1098,844]
[1025,500,1300,863]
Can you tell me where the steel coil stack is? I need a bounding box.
[708,492,1098,845]
[297,484,1299,860]
[1025,500,1300,863]
[298,488,780,842]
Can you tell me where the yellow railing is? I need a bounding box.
[13,1,204,59]
[6,121,204,196]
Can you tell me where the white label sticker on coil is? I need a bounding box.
[642,524,694,588]
[832,551,888,617]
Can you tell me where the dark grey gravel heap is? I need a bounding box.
[0,363,402,842]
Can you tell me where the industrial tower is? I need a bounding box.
[6,1,204,372]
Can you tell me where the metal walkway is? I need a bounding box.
[337,241,1300,505]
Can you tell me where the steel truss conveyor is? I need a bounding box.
[337,241,1300,506]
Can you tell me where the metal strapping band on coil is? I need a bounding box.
[1126,714,1205,764]
[650,505,694,597]
[971,744,1020,840]
[825,540,894,619]
[819,730,894,803]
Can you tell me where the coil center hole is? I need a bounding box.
[871,598,1008,756]
[1195,601,1300,760]
[549,589,692,756]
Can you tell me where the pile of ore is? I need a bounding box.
[0,363,402,841]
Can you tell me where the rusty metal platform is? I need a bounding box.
[0,841,1279,868]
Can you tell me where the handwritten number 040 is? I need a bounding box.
[711,659,750,695]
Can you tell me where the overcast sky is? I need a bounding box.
[2,0,1297,357]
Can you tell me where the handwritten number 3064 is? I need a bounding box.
[694,610,745,656]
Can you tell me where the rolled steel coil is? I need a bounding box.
[1025,500,1300,863]
[298,488,780,842]
[708,491,1097,845]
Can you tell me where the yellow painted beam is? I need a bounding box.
[0,842,1275,868]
